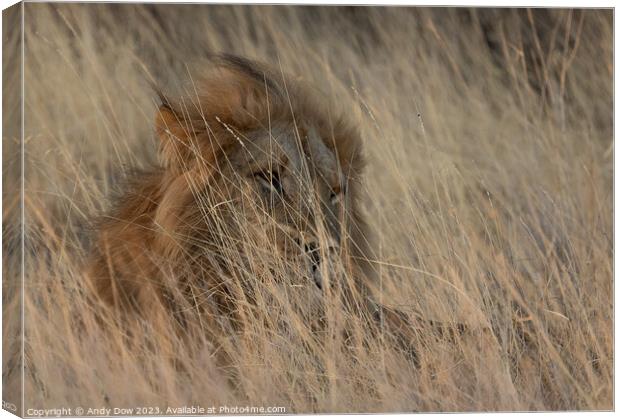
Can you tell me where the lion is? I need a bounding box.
[86,55,380,333]
[85,54,478,376]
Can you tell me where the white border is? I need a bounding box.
[2,1,618,7]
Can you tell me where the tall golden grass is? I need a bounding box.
[2,4,612,413]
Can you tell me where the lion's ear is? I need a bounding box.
[154,104,200,170]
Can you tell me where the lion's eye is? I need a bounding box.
[254,170,283,195]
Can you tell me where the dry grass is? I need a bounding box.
[2,4,612,413]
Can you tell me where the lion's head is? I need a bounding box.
[88,55,374,324]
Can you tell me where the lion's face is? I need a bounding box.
[153,55,366,295]
[215,122,350,290]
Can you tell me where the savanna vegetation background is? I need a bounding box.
[2,4,613,413]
